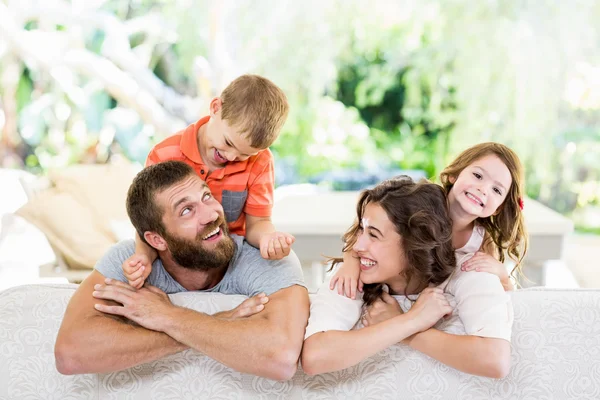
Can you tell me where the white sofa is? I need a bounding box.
[1,284,599,399]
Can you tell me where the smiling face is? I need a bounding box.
[199,98,262,171]
[153,174,235,270]
[448,154,513,219]
[351,202,408,288]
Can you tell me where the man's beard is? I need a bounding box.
[162,217,235,271]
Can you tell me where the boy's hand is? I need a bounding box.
[329,262,364,299]
[259,232,295,260]
[461,252,513,291]
[122,254,152,289]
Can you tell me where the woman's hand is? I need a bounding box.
[362,292,403,327]
[406,287,452,333]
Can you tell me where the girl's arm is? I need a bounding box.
[405,329,511,378]
[329,250,363,299]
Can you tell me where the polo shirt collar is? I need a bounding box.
[180,116,210,165]
[180,116,252,178]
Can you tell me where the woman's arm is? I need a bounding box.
[302,287,451,375]
[405,329,511,378]
[302,314,422,375]
[423,267,514,378]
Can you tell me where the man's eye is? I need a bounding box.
[181,207,191,216]
[203,193,212,201]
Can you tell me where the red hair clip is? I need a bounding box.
[518,197,524,211]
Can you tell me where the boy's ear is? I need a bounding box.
[143,231,167,252]
[209,97,223,117]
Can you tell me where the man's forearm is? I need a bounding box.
[55,313,186,375]
[406,329,511,378]
[162,304,303,380]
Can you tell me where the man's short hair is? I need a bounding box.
[220,74,289,149]
[126,161,196,245]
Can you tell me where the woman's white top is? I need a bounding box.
[304,224,514,342]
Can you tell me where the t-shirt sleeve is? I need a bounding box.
[94,240,136,283]
[448,268,514,342]
[304,275,363,340]
[234,242,306,297]
[145,147,160,167]
[244,150,274,217]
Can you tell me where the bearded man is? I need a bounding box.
[54,161,308,381]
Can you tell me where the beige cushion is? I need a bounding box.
[48,162,139,241]
[15,161,139,270]
[16,189,114,269]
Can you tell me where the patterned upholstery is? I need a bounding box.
[1,284,599,399]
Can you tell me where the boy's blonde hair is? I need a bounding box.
[220,74,289,149]
[440,142,529,282]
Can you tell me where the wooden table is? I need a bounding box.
[272,191,574,289]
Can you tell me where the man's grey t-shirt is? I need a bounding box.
[95,235,305,296]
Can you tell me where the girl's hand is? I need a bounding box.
[362,292,402,327]
[329,262,364,299]
[461,252,513,291]
[406,287,452,332]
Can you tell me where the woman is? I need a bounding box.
[301,176,513,378]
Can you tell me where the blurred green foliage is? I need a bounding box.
[2,0,600,230]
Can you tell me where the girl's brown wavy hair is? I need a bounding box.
[329,176,456,305]
[439,142,528,282]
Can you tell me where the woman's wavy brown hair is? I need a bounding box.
[329,176,456,305]
[439,142,528,282]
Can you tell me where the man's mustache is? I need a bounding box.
[197,216,227,240]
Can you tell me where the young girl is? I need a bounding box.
[330,142,528,298]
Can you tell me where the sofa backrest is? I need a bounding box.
[1,284,599,399]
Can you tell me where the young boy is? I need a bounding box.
[122,74,295,288]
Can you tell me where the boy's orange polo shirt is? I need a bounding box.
[145,116,275,236]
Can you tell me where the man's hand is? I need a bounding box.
[92,278,175,332]
[215,293,270,320]
[259,231,295,260]
[362,292,403,327]
[122,253,153,289]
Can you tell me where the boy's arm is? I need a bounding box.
[245,215,275,248]
[122,232,157,288]
[91,280,309,380]
[405,330,511,378]
[246,215,295,260]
